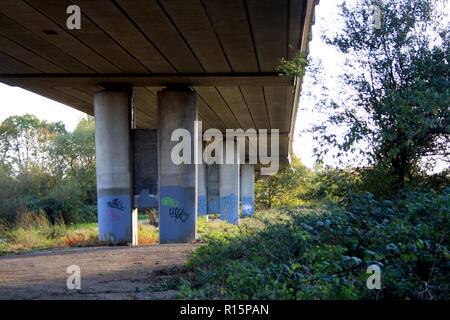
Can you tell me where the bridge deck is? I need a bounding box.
[0,0,317,160]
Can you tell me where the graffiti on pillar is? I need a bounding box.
[107,209,121,224]
[107,198,125,211]
[161,196,179,208]
[98,194,131,242]
[169,207,190,222]
[162,195,191,222]
[198,195,207,216]
[159,186,195,242]
[241,197,254,216]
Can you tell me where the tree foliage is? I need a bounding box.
[0,115,96,224]
[312,0,449,190]
[255,157,313,209]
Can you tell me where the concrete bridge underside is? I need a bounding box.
[0,0,317,244]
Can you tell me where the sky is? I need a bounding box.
[0,83,86,132]
[293,0,345,168]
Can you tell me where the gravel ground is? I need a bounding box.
[0,243,199,300]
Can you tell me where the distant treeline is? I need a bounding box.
[0,114,96,224]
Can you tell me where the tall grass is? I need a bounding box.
[0,212,100,254]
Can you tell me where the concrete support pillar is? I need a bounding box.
[207,164,220,214]
[158,87,198,243]
[219,143,240,224]
[240,164,255,216]
[198,160,207,216]
[94,88,136,245]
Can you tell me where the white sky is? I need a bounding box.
[0,83,85,132]
[293,0,345,168]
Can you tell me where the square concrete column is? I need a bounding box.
[158,87,198,243]
[207,163,220,214]
[94,88,136,245]
[198,160,207,216]
[219,142,240,224]
[240,164,255,216]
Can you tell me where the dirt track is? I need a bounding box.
[0,243,199,300]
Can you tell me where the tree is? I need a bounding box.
[255,157,312,209]
[312,0,449,190]
[0,114,65,173]
[0,115,97,224]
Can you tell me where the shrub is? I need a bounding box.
[138,224,159,245]
[180,189,449,300]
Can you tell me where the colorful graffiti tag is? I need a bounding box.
[161,196,179,208]
[241,196,254,216]
[169,207,190,222]
[98,194,131,242]
[107,198,125,211]
[107,209,121,224]
[159,186,196,243]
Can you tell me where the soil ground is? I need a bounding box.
[0,243,199,300]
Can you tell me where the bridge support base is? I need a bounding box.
[158,87,198,243]
[94,88,136,245]
[207,164,220,214]
[219,144,240,224]
[240,164,255,216]
[198,159,207,216]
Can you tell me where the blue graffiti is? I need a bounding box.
[98,194,131,241]
[220,194,239,225]
[159,186,195,242]
[107,198,125,211]
[241,197,254,216]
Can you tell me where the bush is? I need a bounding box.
[180,189,449,300]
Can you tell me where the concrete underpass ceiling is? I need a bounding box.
[0,0,317,161]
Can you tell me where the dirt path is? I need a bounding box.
[0,243,199,300]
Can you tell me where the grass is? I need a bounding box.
[177,190,449,300]
[0,212,161,254]
[0,212,101,255]
[0,212,226,255]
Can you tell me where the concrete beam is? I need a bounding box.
[1,73,294,87]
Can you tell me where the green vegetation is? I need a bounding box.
[180,190,448,300]
[278,50,308,78]
[310,0,449,191]
[0,212,98,255]
[0,214,161,255]
[0,114,97,225]
[175,0,449,300]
